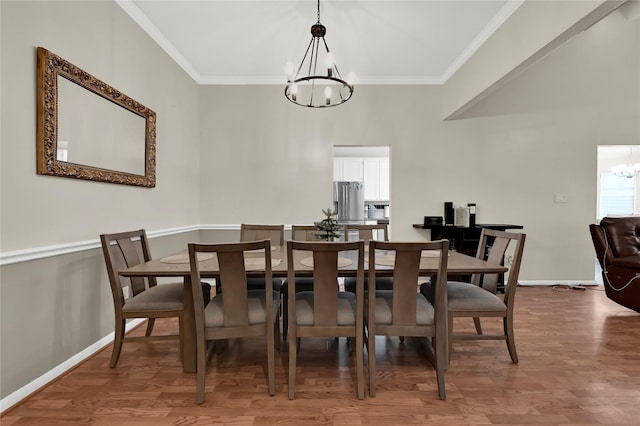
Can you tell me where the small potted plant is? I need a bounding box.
[314,208,341,241]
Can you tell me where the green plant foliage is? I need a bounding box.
[314,208,341,241]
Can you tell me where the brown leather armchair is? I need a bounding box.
[590,216,640,312]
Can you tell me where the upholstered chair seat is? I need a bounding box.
[295,291,357,326]
[204,290,281,327]
[366,290,435,325]
[445,282,508,312]
[121,283,184,313]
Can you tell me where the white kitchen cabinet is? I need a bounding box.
[379,158,390,201]
[333,158,343,181]
[333,157,389,202]
[342,158,364,181]
[363,159,379,200]
[334,157,364,181]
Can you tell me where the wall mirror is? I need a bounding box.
[36,47,156,187]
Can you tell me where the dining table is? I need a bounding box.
[119,244,508,373]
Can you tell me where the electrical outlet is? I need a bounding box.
[505,255,513,266]
[554,194,568,203]
[122,286,130,300]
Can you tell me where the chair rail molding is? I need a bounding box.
[0,225,200,266]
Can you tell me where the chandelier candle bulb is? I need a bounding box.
[286,62,295,82]
[325,86,332,105]
[326,52,334,77]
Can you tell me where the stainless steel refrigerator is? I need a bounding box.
[333,181,365,222]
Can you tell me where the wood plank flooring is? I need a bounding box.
[3,286,640,425]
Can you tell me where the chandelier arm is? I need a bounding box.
[312,37,320,78]
[308,36,318,78]
[308,37,324,106]
[295,37,316,79]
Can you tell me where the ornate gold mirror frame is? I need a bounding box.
[36,47,156,187]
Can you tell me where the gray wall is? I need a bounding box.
[1,0,639,402]
[1,1,201,399]
[198,11,639,283]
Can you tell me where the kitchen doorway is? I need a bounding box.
[333,146,390,225]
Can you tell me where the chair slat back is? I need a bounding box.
[218,250,250,327]
[240,224,284,245]
[291,225,318,241]
[115,236,148,296]
[502,232,526,307]
[100,229,154,302]
[344,223,389,243]
[472,229,523,294]
[312,250,340,326]
[390,249,422,325]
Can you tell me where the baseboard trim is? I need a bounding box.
[519,280,599,286]
[0,319,145,414]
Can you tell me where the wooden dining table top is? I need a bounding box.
[119,244,507,278]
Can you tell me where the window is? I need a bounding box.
[599,172,635,218]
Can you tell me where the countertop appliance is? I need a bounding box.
[334,181,365,222]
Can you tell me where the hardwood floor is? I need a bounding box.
[3,286,640,425]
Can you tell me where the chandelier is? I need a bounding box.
[284,0,355,108]
[611,146,640,178]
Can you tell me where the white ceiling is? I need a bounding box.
[117,0,523,85]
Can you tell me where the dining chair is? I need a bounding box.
[291,224,320,241]
[240,224,285,244]
[286,240,366,400]
[343,223,392,294]
[187,239,279,404]
[217,224,285,294]
[421,229,526,365]
[343,223,389,244]
[100,229,184,367]
[281,225,318,341]
[366,239,449,399]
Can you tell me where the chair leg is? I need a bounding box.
[504,316,519,364]
[355,329,365,400]
[288,331,297,399]
[196,338,207,404]
[434,334,447,400]
[473,317,483,335]
[110,317,125,368]
[447,311,454,369]
[178,315,184,362]
[145,318,155,336]
[274,316,282,352]
[367,326,376,397]
[267,321,276,396]
[282,292,289,341]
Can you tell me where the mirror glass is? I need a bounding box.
[37,47,156,187]
[57,76,146,175]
